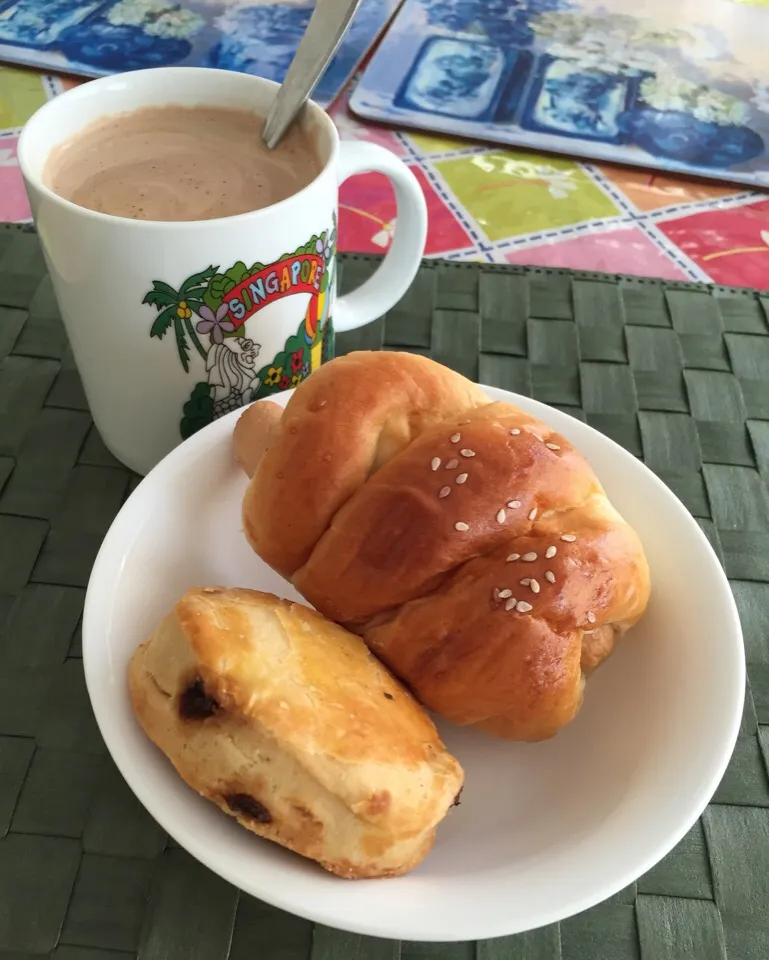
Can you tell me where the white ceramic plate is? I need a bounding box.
[83,386,744,943]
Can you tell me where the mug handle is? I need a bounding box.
[334,141,428,333]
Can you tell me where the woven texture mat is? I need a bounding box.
[1,225,768,959]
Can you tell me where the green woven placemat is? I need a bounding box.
[1,224,768,959]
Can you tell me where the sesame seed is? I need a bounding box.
[530,579,541,594]
[528,508,538,521]
[516,601,533,613]
[507,500,521,509]
[546,442,560,450]
[439,486,451,498]
[520,578,531,586]
[505,597,518,611]
[460,449,475,458]
[456,473,468,484]
[445,458,459,470]
[545,546,556,559]
[498,589,512,599]
[587,611,596,624]
[450,433,461,443]
[561,534,576,542]
[455,521,469,532]
[544,571,556,583]
[496,509,506,524]
[522,552,537,562]
[506,553,520,562]
[510,428,521,435]
[431,457,441,471]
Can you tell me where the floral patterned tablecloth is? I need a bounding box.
[2,64,769,289]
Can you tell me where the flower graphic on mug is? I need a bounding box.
[290,348,304,373]
[265,366,283,387]
[315,231,332,260]
[196,303,235,344]
[292,373,303,387]
[279,374,292,390]
[301,361,310,377]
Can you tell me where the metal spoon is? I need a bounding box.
[262,0,363,149]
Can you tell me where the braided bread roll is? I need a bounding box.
[236,352,650,741]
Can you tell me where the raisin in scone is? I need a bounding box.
[127,587,463,878]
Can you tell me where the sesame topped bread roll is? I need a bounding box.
[128,586,463,879]
[236,352,651,742]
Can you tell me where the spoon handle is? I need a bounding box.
[262,0,364,149]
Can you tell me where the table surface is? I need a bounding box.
[1,226,769,958]
[3,64,769,289]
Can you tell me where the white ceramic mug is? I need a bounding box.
[18,67,427,476]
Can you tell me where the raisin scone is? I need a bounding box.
[128,586,464,879]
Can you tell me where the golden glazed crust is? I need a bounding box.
[128,587,463,878]
[238,352,651,742]
[242,351,489,577]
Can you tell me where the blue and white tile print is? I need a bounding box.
[397,37,507,119]
[0,0,400,106]
[0,0,109,47]
[350,0,769,187]
[522,57,638,144]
